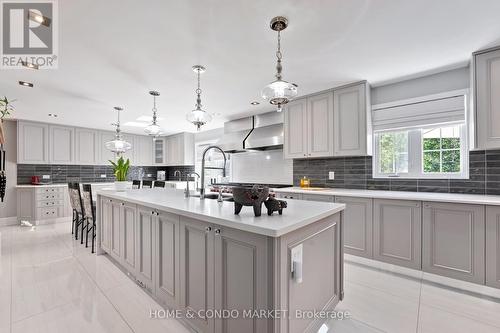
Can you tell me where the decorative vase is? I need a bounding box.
[114,181,128,192]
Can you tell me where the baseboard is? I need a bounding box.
[0,216,17,226]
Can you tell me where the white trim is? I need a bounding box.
[0,216,17,226]
[372,89,470,111]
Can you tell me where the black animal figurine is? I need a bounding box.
[264,197,287,216]
[233,186,270,217]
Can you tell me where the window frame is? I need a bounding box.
[372,123,469,179]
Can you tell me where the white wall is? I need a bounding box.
[0,120,17,220]
[230,150,293,185]
[371,66,470,105]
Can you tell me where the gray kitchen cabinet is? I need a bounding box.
[121,202,137,275]
[135,135,153,166]
[474,46,500,149]
[284,98,308,159]
[154,211,180,309]
[109,200,122,261]
[422,202,485,284]
[275,192,303,200]
[307,92,334,158]
[17,121,49,164]
[75,128,99,165]
[100,197,112,253]
[486,206,500,288]
[99,131,117,164]
[302,193,335,202]
[165,132,195,166]
[335,196,373,258]
[214,226,270,333]
[136,206,155,293]
[333,81,371,156]
[179,216,215,333]
[373,199,422,269]
[49,125,75,164]
[153,137,165,165]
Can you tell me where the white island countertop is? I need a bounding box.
[97,189,345,237]
[273,187,500,206]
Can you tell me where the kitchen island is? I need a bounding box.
[96,188,345,333]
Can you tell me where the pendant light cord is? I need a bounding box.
[152,95,157,124]
[195,69,202,110]
[275,29,283,80]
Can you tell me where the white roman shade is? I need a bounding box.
[371,91,466,131]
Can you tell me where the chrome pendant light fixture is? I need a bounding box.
[144,90,162,137]
[187,65,212,131]
[261,16,297,112]
[105,106,132,154]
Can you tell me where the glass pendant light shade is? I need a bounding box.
[145,91,163,136]
[106,106,132,154]
[261,79,298,106]
[187,65,212,131]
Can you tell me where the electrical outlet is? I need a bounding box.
[100,174,106,178]
[42,174,50,179]
[328,171,335,180]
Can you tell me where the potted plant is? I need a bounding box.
[109,156,130,191]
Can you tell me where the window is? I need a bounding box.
[373,124,468,179]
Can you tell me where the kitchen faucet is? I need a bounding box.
[189,172,200,191]
[173,170,181,181]
[200,146,227,200]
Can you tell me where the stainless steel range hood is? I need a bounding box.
[245,112,283,150]
[216,117,253,153]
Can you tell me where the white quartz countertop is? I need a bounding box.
[97,189,345,237]
[273,187,500,206]
[16,182,131,189]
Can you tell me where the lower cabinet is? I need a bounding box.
[100,197,112,253]
[109,200,122,261]
[335,196,373,258]
[136,206,155,293]
[121,202,138,274]
[373,199,422,270]
[422,202,485,284]
[302,193,335,202]
[486,206,500,288]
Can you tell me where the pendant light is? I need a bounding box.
[144,90,162,136]
[105,106,132,154]
[187,65,212,131]
[261,16,297,112]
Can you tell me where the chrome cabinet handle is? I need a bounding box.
[214,229,221,235]
[205,226,212,232]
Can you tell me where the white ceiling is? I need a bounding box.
[2,0,500,135]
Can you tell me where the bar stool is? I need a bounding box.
[142,180,153,188]
[81,184,96,253]
[154,180,165,188]
[68,182,85,241]
[132,180,141,189]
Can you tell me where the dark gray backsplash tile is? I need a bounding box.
[292,150,499,195]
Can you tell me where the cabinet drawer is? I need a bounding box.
[37,207,61,220]
[37,192,65,200]
[37,199,64,208]
[35,187,64,195]
[275,192,303,200]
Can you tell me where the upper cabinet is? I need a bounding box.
[135,135,153,166]
[164,132,195,166]
[17,121,49,164]
[283,81,371,159]
[474,46,500,150]
[49,125,75,164]
[153,137,165,165]
[333,82,371,156]
[75,128,99,165]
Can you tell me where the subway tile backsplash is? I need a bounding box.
[17,164,195,185]
[293,150,500,195]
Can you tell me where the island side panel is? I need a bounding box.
[95,193,105,255]
[273,211,343,333]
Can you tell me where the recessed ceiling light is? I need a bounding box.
[211,112,222,117]
[21,60,39,70]
[19,81,33,87]
[28,10,51,27]
[250,101,260,105]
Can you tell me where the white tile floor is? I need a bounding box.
[1,221,500,333]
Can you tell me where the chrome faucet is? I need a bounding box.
[173,170,181,181]
[189,172,201,192]
[200,146,227,200]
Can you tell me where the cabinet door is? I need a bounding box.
[179,217,214,333]
[136,136,153,166]
[475,48,500,149]
[486,206,500,288]
[49,125,74,164]
[100,198,112,253]
[214,227,269,333]
[155,211,180,309]
[121,202,137,274]
[16,188,35,223]
[153,138,165,165]
[373,199,421,269]
[17,121,49,164]
[335,196,373,258]
[302,194,335,202]
[100,131,116,165]
[284,98,308,159]
[109,200,122,261]
[275,192,303,200]
[136,206,155,293]
[422,202,485,284]
[307,92,334,158]
[75,128,99,165]
[333,82,368,156]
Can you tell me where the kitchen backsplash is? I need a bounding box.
[17,164,195,185]
[293,150,500,195]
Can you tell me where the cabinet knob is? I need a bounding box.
[205,226,212,232]
[151,211,155,215]
[156,212,159,216]
[214,229,221,235]
[121,203,124,206]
